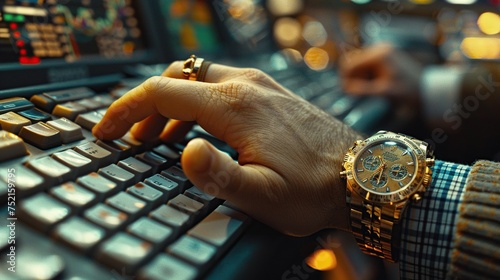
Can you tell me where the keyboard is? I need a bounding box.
[0,64,388,280]
[0,77,259,279]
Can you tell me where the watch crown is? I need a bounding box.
[340,170,348,179]
[412,193,423,202]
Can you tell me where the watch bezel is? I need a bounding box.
[343,132,429,205]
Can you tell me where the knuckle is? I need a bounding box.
[240,68,270,82]
[142,76,169,94]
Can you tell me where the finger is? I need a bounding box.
[159,119,196,143]
[339,43,393,78]
[161,60,242,82]
[130,113,169,141]
[93,76,221,140]
[342,78,389,96]
[181,138,275,203]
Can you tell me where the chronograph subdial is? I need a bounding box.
[362,155,381,171]
[369,172,388,188]
[389,164,408,180]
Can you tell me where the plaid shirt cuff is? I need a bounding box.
[399,160,471,279]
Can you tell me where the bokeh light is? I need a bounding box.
[306,249,337,271]
[274,17,302,47]
[267,0,303,16]
[477,12,500,35]
[304,47,329,70]
[460,37,500,59]
[446,0,477,4]
[410,0,435,4]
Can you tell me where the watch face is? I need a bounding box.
[353,140,417,195]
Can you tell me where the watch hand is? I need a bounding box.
[375,157,386,185]
[372,156,384,173]
[376,163,385,184]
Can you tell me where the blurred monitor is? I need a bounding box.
[0,0,162,91]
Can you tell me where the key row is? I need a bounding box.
[0,139,182,197]
[18,173,244,276]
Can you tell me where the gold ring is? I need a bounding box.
[182,54,211,81]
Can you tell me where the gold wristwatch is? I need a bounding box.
[340,131,434,262]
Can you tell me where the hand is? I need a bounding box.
[93,61,361,236]
[339,43,423,109]
[372,156,385,184]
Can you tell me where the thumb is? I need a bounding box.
[181,138,271,203]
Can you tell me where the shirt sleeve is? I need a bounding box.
[399,160,471,279]
[447,160,500,280]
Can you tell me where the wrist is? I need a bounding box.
[325,124,361,233]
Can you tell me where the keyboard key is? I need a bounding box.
[49,182,97,211]
[144,174,179,199]
[168,194,204,216]
[167,235,217,267]
[0,111,31,134]
[17,107,52,122]
[136,151,172,174]
[111,87,131,98]
[18,193,71,232]
[121,131,145,154]
[343,97,390,132]
[0,97,33,114]
[19,122,62,149]
[127,217,174,246]
[98,164,136,189]
[149,204,190,233]
[96,139,132,162]
[153,144,181,160]
[118,156,152,182]
[184,186,221,210]
[0,131,29,161]
[53,216,106,253]
[26,156,72,184]
[106,192,148,219]
[127,182,166,208]
[77,172,119,200]
[84,203,128,231]
[95,232,153,273]
[52,102,87,120]
[0,165,45,197]
[327,95,359,118]
[13,247,66,280]
[187,205,248,248]
[75,111,103,130]
[30,94,58,112]
[139,254,198,280]
[90,94,115,107]
[161,166,191,192]
[0,97,34,114]
[46,118,84,143]
[76,98,102,110]
[74,142,113,168]
[42,87,95,103]
[52,149,94,176]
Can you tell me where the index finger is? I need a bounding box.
[93,75,225,140]
[339,43,394,78]
[92,61,245,140]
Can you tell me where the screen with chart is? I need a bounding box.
[0,0,147,66]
